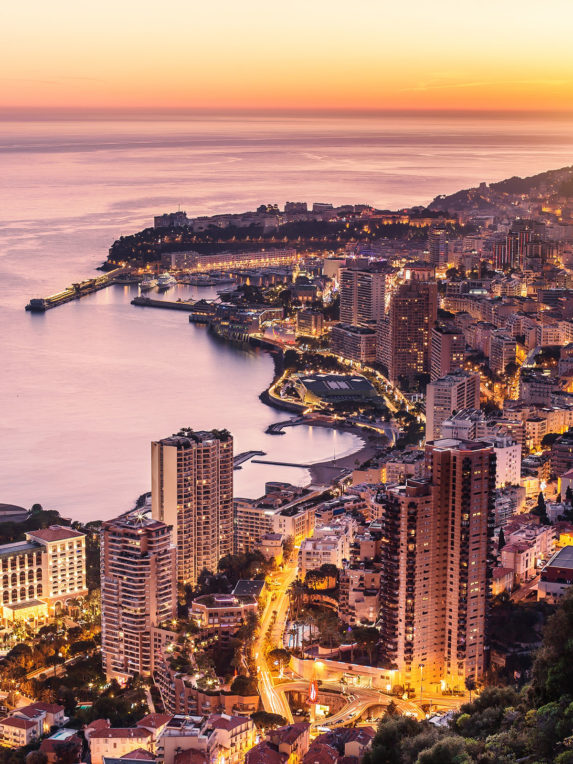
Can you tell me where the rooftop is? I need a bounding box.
[27,525,84,543]
[232,580,265,598]
[543,545,573,571]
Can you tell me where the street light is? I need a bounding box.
[418,663,424,710]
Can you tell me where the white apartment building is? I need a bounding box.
[425,371,480,442]
[298,517,356,578]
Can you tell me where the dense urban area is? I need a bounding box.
[7,164,573,764]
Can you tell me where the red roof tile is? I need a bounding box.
[27,526,84,542]
[0,716,38,730]
[120,749,156,760]
[136,714,172,730]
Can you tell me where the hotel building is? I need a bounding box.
[0,525,87,626]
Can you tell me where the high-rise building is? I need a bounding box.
[425,439,495,686]
[426,371,481,441]
[379,279,438,386]
[151,429,234,586]
[379,479,441,685]
[101,514,176,682]
[430,325,466,381]
[490,331,516,375]
[330,323,377,363]
[427,225,449,266]
[378,439,495,690]
[339,266,387,325]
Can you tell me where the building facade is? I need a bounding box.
[151,429,233,586]
[101,515,176,682]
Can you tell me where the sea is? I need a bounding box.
[2,112,573,523]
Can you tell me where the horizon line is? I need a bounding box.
[2,106,573,121]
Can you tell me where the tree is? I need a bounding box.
[230,675,257,696]
[267,648,290,669]
[532,491,550,525]
[464,676,476,704]
[26,753,47,764]
[497,528,505,553]
[416,737,471,764]
[566,485,573,506]
[251,711,287,730]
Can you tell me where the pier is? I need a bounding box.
[233,450,266,469]
[131,296,196,311]
[251,458,310,468]
[25,268,129,312]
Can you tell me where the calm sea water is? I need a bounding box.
[2,114,573,521]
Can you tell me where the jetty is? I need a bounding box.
[131,295,197,311]
[233,450,266,469]
[25,267,129,312]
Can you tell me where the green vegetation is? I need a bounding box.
[251,711,287,730]
[362,588,573,764]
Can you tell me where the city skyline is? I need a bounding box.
[2,0,573,113]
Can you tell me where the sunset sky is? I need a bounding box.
[1,0,572,113]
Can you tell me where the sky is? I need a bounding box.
[1,0,572,113]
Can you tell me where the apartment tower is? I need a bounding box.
[339,265,387,325]
[379,278,437,386]
[101,514,176,682]
[151,429,234,586]
[426,439,495,686]
[430,324,466,381]
[426,371,480,441]
[379,439,495,690]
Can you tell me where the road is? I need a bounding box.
[274,680,425,728]
[254,561,299,723]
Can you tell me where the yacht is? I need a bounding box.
[157,272,177,289]
[140,275,158,290]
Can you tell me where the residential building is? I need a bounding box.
[330,324,376,364]
[298,519,355,578]
[296,310,324,337]
[189,594,257,636]
[430,325,465,381]
[151,429,233,586]
[380,279,438,386]
[552,428,573,478]
[538,546,573,601]
[490,331,516,375]
[425,371,480,442]
[101,515,176,682]
[339,266,387,325]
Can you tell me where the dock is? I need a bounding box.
[251,459,310,468]
[131,296,197,311]
[233,450,266,469]
[25,268,129,312]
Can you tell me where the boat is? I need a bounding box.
[140,275,158,290]
[157,273,177,289]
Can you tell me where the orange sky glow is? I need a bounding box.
[1,0,572,113]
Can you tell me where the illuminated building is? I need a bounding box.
[380,278,437,386]
[430,324,465,381]
[330,323,377,363]
[151,429,233,586]
[0,525,87,626]
[101,514,176,682]
[379,439,495,689]
[339,265,388,325]
[425,371,480,442]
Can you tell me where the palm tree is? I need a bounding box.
[465,676,476,704]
